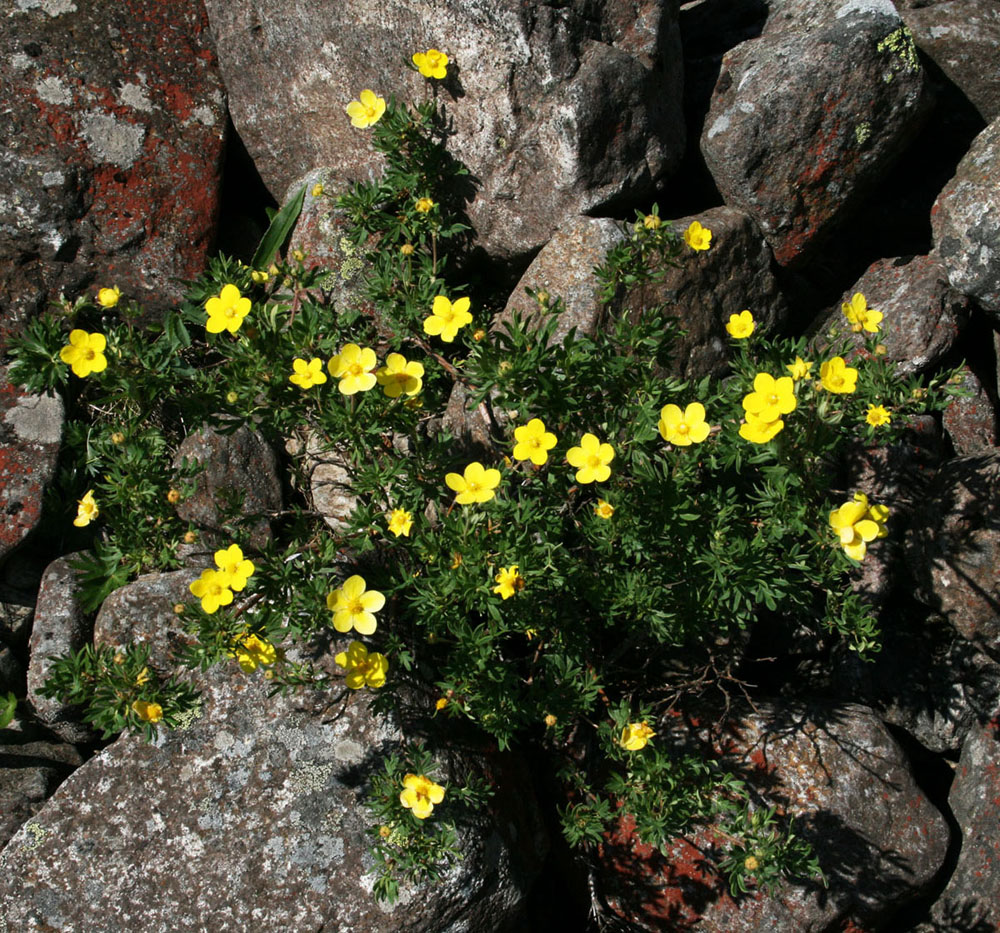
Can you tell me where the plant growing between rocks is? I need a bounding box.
[7,54,964,912]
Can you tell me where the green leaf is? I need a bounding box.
[251,183,307,270]
[0,691,16,729]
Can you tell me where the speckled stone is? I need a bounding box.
[0,666,544,931]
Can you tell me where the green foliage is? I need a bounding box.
[0,691,16,729]
[252,183,306,270]
[4,75,967,908]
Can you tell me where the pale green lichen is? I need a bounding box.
[21,822,46,851]
[293,762,335,792]
[876,27,920,83]
[855,122,872,146]
[173,698,203,730]
[338,237,364,281]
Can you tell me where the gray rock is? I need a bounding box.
[942,363,997,454]
[931,117,1000,317]
[701,0,929,266]
[26,556,95,745]
[202,0,685,259]
[0,666,545,932]
[621,206,788,380]
[602,701,949,930]
[0,0,226,338]
[172,423,283,549]
[0,366,63,562]
[906,452,1000,658]
[900,0,1000,123]
[0,724,82,850]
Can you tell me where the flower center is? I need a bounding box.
[348,362,364,377]
[677,423,689,435]
[84,348,95,361]
[587,454,602,468]
[347,596,364,615]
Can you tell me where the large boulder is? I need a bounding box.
[0,367,63,563]
[202,0,686,259]
[0,0,226,340]
[600,701,949,930]
[931,116,1000,318]
[0,665,546,932]
[701,0,929,266]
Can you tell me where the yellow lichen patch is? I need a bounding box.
[876,27,920,82]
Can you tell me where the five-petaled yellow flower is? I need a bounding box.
[739,412,785,444]
[594,499,615,520]
[819,356,858,394]
[73,489,99,527]
[866,405,891,427]
[214,544,255,591]
[742,373,797,423]
[493,565,525,600]
[621,721,655,751]
[327,575,386,635]
[842,292,883,334]
[566,433,615,484]
[376,353,424,398]
[414,197,435,214]
[290,358,328,389]
[725,310,755,339]
[445,462,501,505]
[231,632,277,673]
[387,508,414,537]
[131,700,163,723]
[786,356,813,381]
[829,492,889,561]
[513,418,557,466]
[423,295,473,343]
[335,641,388,689]
[329,343,378,395]
[60,330,108,378]
[346,89,386,128]
[683,220,712,251]
[658,402,711,447]
[96,286,121,308]
[412,48,449,79]
[399,773,445,819]
[205,284,251,334]
[643,214,661,230]
[251,269,269,284]
[311,183,324,198]
[189,568,234,614]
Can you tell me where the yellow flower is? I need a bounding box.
[445,462,501,505]
[472,328,486,342]
[450,552,464,569]
[412,48,449,79]
[327,575,386,635]
[621,721,655,751]
[643,214,661,230]
[493,565,525,600]
[387,508,414,538]
[131,700,163,723]
[544,713,558,728]
[786,356,813,381]
[376,353,424,398]
[60,330,108,378]
[328,343,378,395]
[683,221,712,251]
[204,284,251,334]
[829,492,889,561]
[96,286,121,308]
[231,632,277,673]
[311,183,325,198]
[423,295,473,343]
[250,269,269,284]
[866,404,891,427]
[744,855,760,872]
[414,197,435,213]
[135,667,151,685]
[566,433,615,484]
[725,310,755,339]
[166,488,181,504]
[400,243,415,256]
[739,413,784,445]
[289,357,328,389]
[189,569,234,614]
[435,697,449,711]
[214,544,255,591]
[111,431,125,444]
[73,489,99,527]
[345,89,386,128]
[742,373,797,423]
[594,499,615,520]
[399,773,445,819]
[658,402,711,446]
[334,641,388,689]
[513,418,557,466]
[842,292,883,334]
[819,356,858,394]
